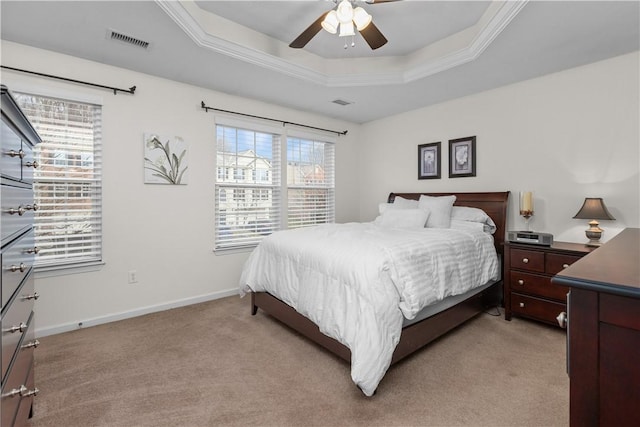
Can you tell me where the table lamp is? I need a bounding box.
[519,191,534,231]
[572,198,615,247]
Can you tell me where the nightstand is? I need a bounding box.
[504,240,595,327]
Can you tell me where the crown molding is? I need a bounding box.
[155,0,329,85]
[404,1,529,83]
[156,0,528,88]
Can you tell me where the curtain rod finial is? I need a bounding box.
[129,86,136,94]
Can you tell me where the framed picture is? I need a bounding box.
[418,142,441,179]
[449,136,476,178]
[144,133,189,185]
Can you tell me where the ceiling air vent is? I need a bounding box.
[331,99,353,106]
[107,29,150,49]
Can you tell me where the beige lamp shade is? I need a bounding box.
[573,198,615,220]
[573,198,615,246]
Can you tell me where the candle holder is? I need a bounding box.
[519,191,534,231]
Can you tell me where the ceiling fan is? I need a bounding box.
[289,0,400,51]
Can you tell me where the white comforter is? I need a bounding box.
[239,222,499,396]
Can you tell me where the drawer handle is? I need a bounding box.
[21,387,39,398]
[6,322,28,334]
[2,385,26,399]
[10,263,28,273]
[25,160,39,169]
[8,206,26,216]
[8,149,25,159]
[2,385,39,398]
[26,246,41,255]
[562,263,570,269]
[522,258,529,264]
[22,339,40,349]
[517,279,524,285]
[22,292,40,301]
[556,312,568,329]
[519,302,525,308]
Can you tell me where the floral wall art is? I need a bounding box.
[448,136,476,178]
[144,133,189,185]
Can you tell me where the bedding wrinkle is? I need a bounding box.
[239,223,498,396]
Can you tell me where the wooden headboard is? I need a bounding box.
[388,192,510,256]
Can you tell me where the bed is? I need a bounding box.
[241,191,509,395]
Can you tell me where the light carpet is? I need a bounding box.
[28,296,568,427]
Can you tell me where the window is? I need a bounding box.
[215,124,281,250]
[214,119,336,251]
[287,137,335,229]
[15,93,103,270]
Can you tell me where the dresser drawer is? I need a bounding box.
[1,325,35,427]
[1,229,35,309]
[511,293,566,325]
[1,184,34,243]
[509,270,569,302]
[1,277,34,382]
[0,120,23,182]
[546,253,583,275]
[510,248,545,273]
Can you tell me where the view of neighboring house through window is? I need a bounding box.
[215,124,281,250]
[15,93,103,270]
[214,121,335,251]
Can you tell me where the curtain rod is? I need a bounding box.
[200,101,348,136]
[1,65,136,95]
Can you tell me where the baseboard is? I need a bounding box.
[36,288,239,337]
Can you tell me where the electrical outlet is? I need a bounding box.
[128,270,138,284]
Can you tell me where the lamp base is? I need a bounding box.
[584,221,603,247]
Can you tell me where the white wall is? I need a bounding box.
[359,51,640,244]
[1,41,362,336]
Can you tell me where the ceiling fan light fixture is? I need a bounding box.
[339,21,355,37]
[353,7,372,31]
[336,0,354,24]
[321,10,339,34]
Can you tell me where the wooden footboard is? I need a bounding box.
[251,281,501,365]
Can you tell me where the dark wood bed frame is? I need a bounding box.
[250,191,510,367]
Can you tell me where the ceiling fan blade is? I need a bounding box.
[360,21,388,50]
[366,0,402,4]
[289,11,329,49]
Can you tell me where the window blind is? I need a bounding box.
[15,93,103,270]
[286,137,335,228]
[215,125,281,250]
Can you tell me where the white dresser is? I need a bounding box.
[1,85,41,427]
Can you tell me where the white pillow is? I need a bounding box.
[418,195,456,228]
[379,196,420,215]
[392,196,419,208]
[374,208,430,229]
[451,206,497,234]
[450,219,487,232]
[378,202,411,215]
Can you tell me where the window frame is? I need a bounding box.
[214,116,283,252]
[14,90,104,273]
[285,133,336,229]
[213,116,336,253]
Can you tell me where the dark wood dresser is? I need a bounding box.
[552,227,640,427]
[504,240,594,326]
[1,85,41,426]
